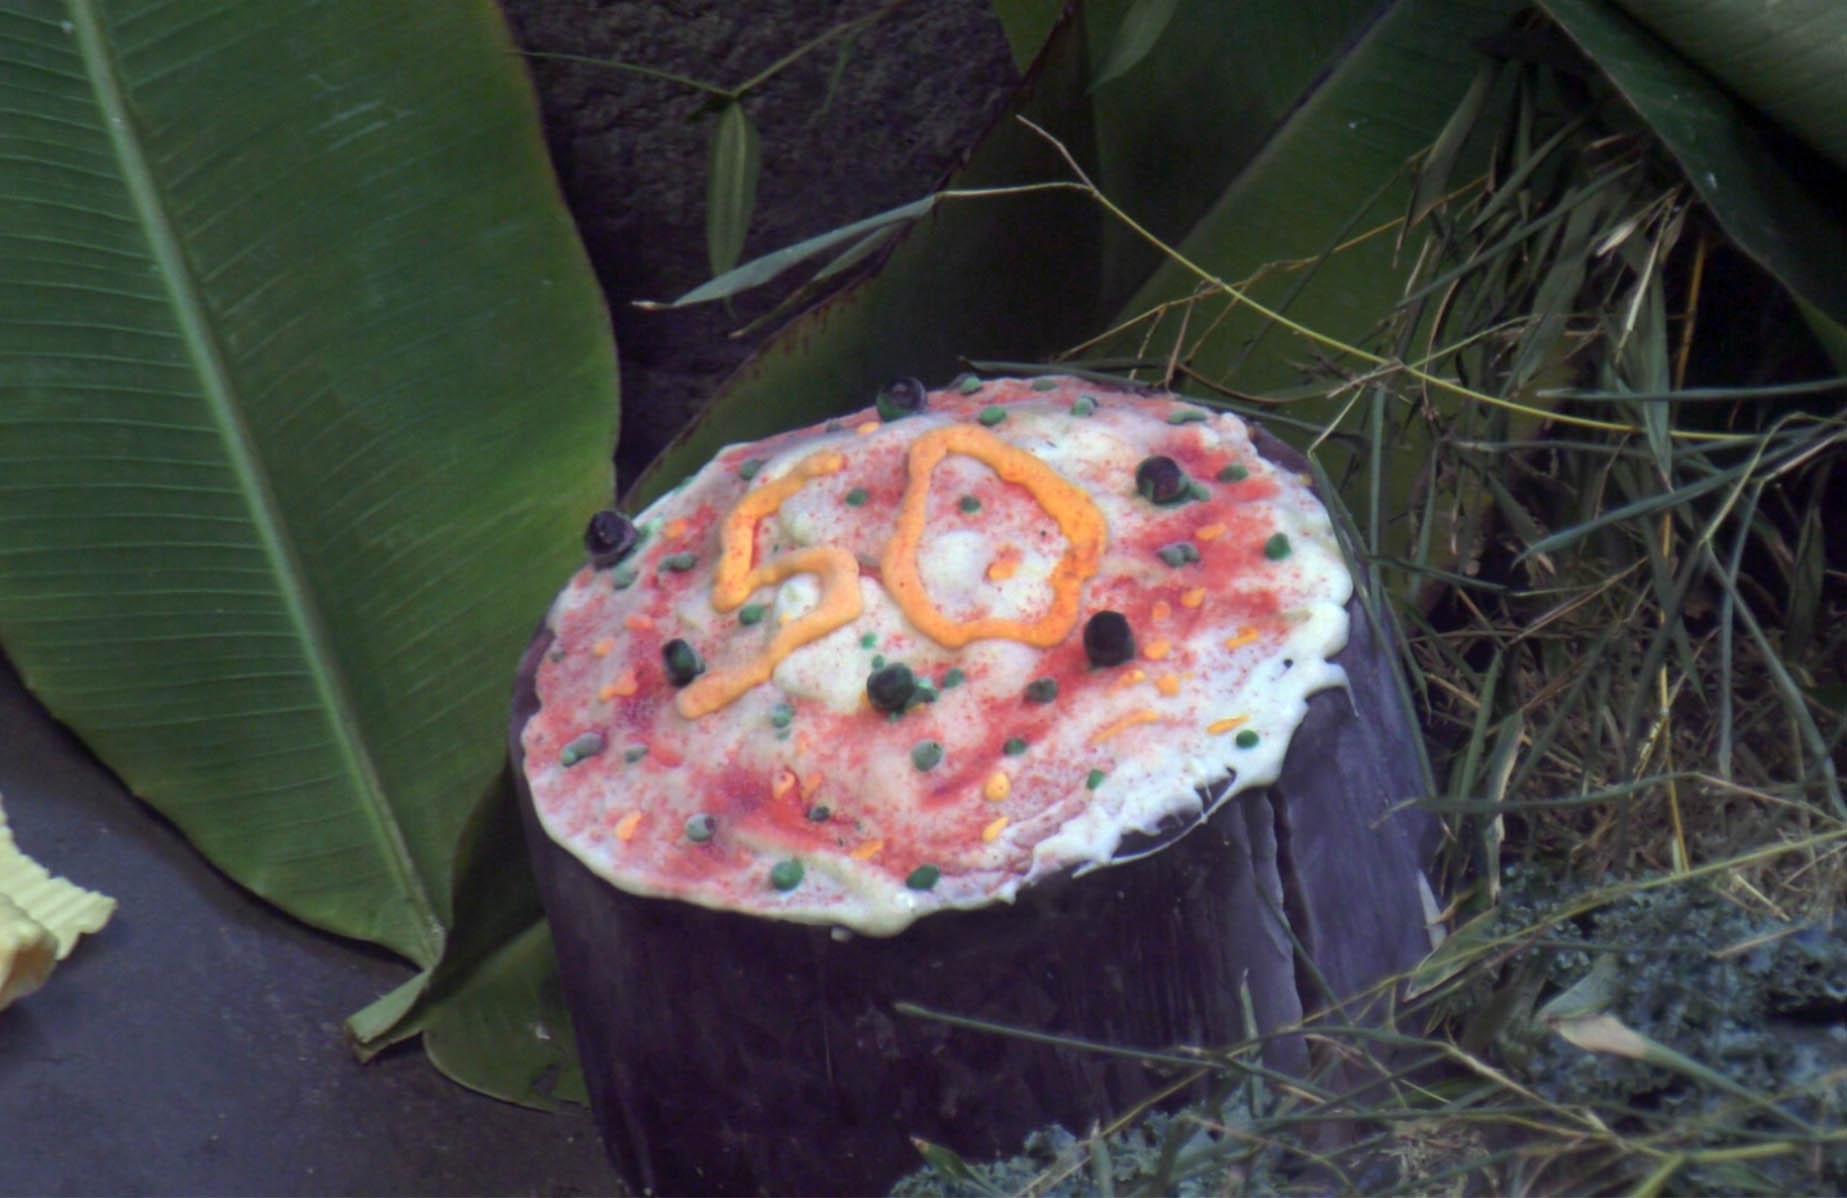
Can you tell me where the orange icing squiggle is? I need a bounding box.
[677,450,863,719]
[881,425,1106,649]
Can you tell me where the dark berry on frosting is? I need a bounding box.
[875,377,928,422]
[662,639,705,687]
[583,510,638,568]
[1083,611,1136,668]
[1135,456,1187,505]
[866,663,917,713]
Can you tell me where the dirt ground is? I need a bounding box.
[497,0,1022,485]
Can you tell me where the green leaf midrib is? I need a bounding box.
[67,0,441,965]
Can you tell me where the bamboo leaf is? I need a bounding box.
[1411,60,1497,225]
[0,0,616,1100]
[641,193,943,310]
[706,101,763,280]
[1091,0,1181,90]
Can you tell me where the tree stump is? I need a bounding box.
[511,395,1437,1196]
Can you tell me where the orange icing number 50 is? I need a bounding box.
[676,424,1107,719]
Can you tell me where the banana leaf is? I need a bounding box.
[1541,0,1847,325]
[1611,0,1846,171]
[0,0,617,1103]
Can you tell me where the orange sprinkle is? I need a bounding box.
[1091,708,1161,745]
[1208,715,1250,735]
[1151,600,1173,622]
[855,420,879,436]
[981,816,1010,843]
[614,811,643,841]
[986,547,1022,583]
[1144,639,1173,661]
[1196,522,1228,542]
[795,732,814,755]
[1180,587,1207,609]
[1224,626,1261,651]
[597,669,639,703]
[1112,668,1149,691]
[983,771,1011,802]
[801,772,823,797]
[1155,675,1182,697]
[663,518,689,540]
[625,614,654,633]
[592,637,616,657]
[772,768,799,801]
[851,839,885,861]
[652,743,684,767]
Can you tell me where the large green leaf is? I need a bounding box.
[0,0,616,1095]
[1540,0,1847,323]
[631,0,1512,506]
[1611,0,1846,170]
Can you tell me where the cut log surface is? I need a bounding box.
[511,415,1436,1197]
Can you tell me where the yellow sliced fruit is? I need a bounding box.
[0,791,115,1012]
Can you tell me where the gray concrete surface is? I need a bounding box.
[0,657,616,1197]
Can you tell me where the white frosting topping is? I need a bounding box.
[523,378,1352,935]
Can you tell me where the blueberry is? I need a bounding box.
[1083,611,1136,668]
[876,377,929,422]
[662,639,705,687]
[867,663,917,713]
[583,509,638,568]
[1135,456,1187,505]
